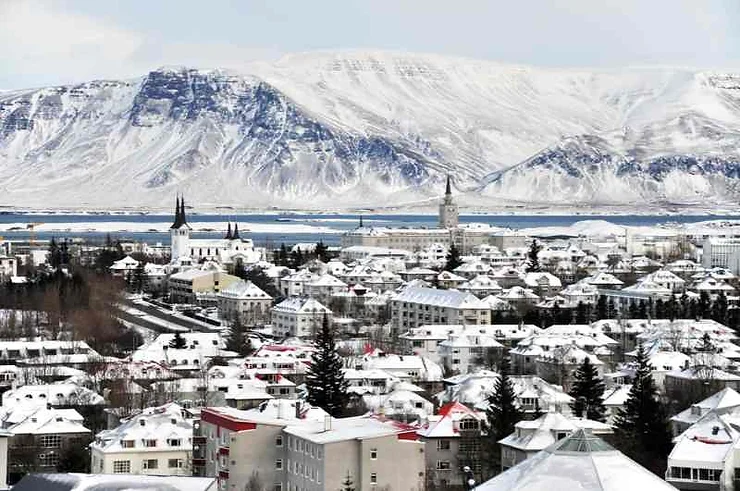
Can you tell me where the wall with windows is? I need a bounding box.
[92,450,191,476]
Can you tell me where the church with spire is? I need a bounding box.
[167,194,263,269]
[342,176,491,254]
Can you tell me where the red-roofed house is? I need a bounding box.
[417,402,486,488]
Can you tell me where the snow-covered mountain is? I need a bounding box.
[3,51,740,210]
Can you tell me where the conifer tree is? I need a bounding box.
[315,240,329,262]
[341,472,355,491]
[569,357,606,421]
[444,243,463,271]
[306,314,348,417]
[484,356,523,477]
[226,315,253,356]
[525,239,542,273]
[169,332,187,349]
[612,344,672,475]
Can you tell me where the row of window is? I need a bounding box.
[669,466,721,482]
[113,458,184,473]
[286,436,323,459]
[120,438,183,448]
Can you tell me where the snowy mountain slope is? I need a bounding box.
[3,51,740,209]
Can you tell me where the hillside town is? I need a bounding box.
[1,182,740,490]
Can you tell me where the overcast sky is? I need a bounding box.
[2,0,740,89]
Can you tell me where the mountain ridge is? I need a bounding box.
[3,51,740,209]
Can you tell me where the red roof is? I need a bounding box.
[437,401,477,417]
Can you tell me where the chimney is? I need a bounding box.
[295,401,302,419]
[324,415,332,432]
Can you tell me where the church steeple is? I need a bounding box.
[180,196,187,225]
[225,222,232,240]
[439,175,459,229]
[445,174,452,196]
[359,215,364,228]
[170,195,183,229]
[233,223,240,240]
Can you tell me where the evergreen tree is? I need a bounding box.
[575,301,589,324]
[568,358,606,421]
[225,315,255,357]
[484,356,524,477]
[444,243,463,271]
[596,295,608,320]
[169,332,187,349]
[278,243,289,266]
[712,291,728,324]
[132,262,146,293]
[612,344,673,475]
[305,314,348,417]
[525,239,542,273]
[315,240,329,262]
[48,238,62,268]
[698,291,711,319]
[341,471,355,491]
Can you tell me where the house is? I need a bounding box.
[109,256,139,278]
[670,387,740,436]
[90,403,194,476]
[478,429,676,491]
[666,410,737,490]
[303,274,348,303]
[522,272,563,297]
[270,297,332,338]
[499,412,613,470]
[417,402,486,489]
[217,279,272,324]
[438,329,505,375]
[3,407,90,483]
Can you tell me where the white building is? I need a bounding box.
[390,286,492,333]
[90,403,194,476]
[703,238,740,275]
[271,298,331,338]
[217,279,272,324]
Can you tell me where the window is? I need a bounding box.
[370,473,377,484]
[276,435,283,447]
[168,438,181,447]
[273,485,282,491]
[437,440,450,451]
[120,439,135,448]
[370,448,377,460]
[40,435,61,448]
[436,461,451,471]
[168,459,184,469]
[39,453,59,467]
[276,459,283,470]
[113,460,131,473]
[143,459,158,470]
[458,419,479,431]
[144,439,157,447]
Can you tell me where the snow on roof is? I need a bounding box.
[416,401,485,438]
[2,383,104,408]
[499,412,612,451]
[273,297,331,314]
[391,286,488,309]
[602,385,632,407]
[669,412,737,464]
[92,403,194,453]
[6,407,89,435]
[284,414,417,444]
[671,387,740,426]
[523,272,563,288]
[12,473,217,491]
[217,279,271,299]
[498,286,540,300]
[478,429,676,491]
[207,400,328,426]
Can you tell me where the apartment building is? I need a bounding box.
[390,287,491,334]
[200,400,425,491]
[270,297,331,338]
[168,269,240,304]
[217,279,272,325]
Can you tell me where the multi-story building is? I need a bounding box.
[200,400,426,491]
[168,268,241,304]
[390,286,491,334]
[270,297,331,338]
[417,402,485,488]
[217,279,272,325]
[4,407,90,483]
[90,403,194,477]
[702,237,740,275]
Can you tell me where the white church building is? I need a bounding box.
[168,196,264,268]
